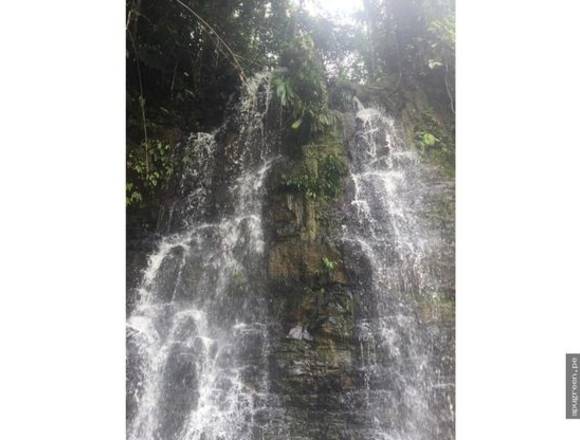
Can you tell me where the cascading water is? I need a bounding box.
[127,74,454,440]
[127,72,290,440]
[342,99,455,440]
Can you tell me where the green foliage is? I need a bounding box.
[427,15,456,65]
[126,140,174,207]
[126,0,297,181]
[321,257,337,273]
[273,75,295,108]
[424,14,455,114]
[125,0,455,225]
[318,154,348,198]
[281,154,347,200]
[126,182,143,206]
[273,35,335,143]
[126,0,297,217]
[358,0,455,97]
[411,107,455,176]
[281,173,319,199]
[416,131,439,149]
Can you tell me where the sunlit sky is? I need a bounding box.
[300,0,364,17]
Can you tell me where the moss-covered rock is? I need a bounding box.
[264,116,361,433]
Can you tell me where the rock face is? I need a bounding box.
[264,137,358,439]
[126,74,454,440]
[259,106,454,439]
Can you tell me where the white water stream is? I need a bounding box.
[343,100,454,440]
[127,76,454,440]
[127,73,290,440]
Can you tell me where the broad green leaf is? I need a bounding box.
[422,132,439,146]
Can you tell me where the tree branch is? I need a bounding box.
[172,0,247,83]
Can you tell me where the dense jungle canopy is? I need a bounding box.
[126,0,455,232]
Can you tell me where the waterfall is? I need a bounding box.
[127,72,290,440]
[126,75,454,440]
[343,101,455,440]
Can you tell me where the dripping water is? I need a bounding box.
[127,72,290,440]
[343,99,455,440]
[126,75,454,440]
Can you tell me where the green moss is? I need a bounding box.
[400,88,455,177]
[273,35,335,145]
[279,120,348,201]
[321,257,337,273]
[281,154,347,200]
